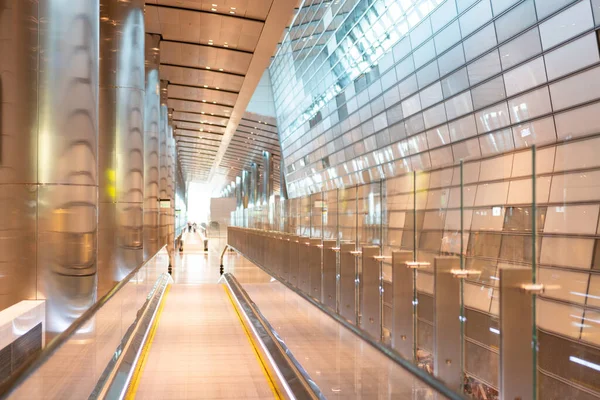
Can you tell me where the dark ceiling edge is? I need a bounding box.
[146,3,267,23]
[160,63,246,78]
[160,39,254,55]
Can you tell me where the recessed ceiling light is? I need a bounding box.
[212,3,217,6]
[218,68,223,71]
[230,7,236,9]
[211,7,216,11]
[206,66,211,69]
[229,11,235,14]
[216,87,220,90]
[201,111,205,114]
[203,85,208,88]
[211,113,214,115]
[202,99,206,102]
[213,101,216,104]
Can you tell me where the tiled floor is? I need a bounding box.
[134,233,276,400]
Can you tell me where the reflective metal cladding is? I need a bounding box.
[159,80,169,248]
[0,0,100,332]
[98,0,146,297]
[144,34,161,261]
[0,0,39,312]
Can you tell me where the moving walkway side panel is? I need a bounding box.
[321,240,337,311]
[339,242,357,324]
[288,235,300,288]
[298,237,310,294]
[360,246,382,341]
[308,238,322,300]
[391,250,415,361]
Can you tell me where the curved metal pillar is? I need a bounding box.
[159,80,169,248]
[262,151,273,206]
[98,0,145,297]
[39,0,100,333]
[166,124,175,265]
[143,34,161,261]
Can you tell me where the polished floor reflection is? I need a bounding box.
[133,233,275,400]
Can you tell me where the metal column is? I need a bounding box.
[159,80,169,247]
[98,0,146,296]
[0,0,100,331]
[262,151,273,206]
[143,34,161,261]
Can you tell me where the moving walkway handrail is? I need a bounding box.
[0,245,168,399]
[223,273,324,400]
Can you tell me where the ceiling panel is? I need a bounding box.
[148,0,293,182]
[168,99,232,118]
[173,111,229,127]
[146,5,264,51]
[160,65,244,92]
[174,121,227,132]
[160,41,252,75]
[168,84,238,105]
[146,0,274,21]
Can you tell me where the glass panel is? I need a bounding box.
[310,192,323,238]
[323,190,338,240]
[300,196,311,237]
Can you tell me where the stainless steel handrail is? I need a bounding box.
[0,246,168,399]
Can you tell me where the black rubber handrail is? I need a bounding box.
[0,246,168,399]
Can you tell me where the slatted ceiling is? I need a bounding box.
[178,140,220,148]
[174,120,224,131]
[159,42,252,75]
[168,100,231,117]
[145,6,264,51]
[148,0,291,182]
[168,85,238,104]
[175,128,224,138]
[175,129,225,138]
[230,136,279,150]
[238,122,277,132]
[145,0,274,21]
[160,65,244,92]
[173,111,226,124]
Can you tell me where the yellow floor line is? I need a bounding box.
[125,284,171,400]
[222,285,282,400]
